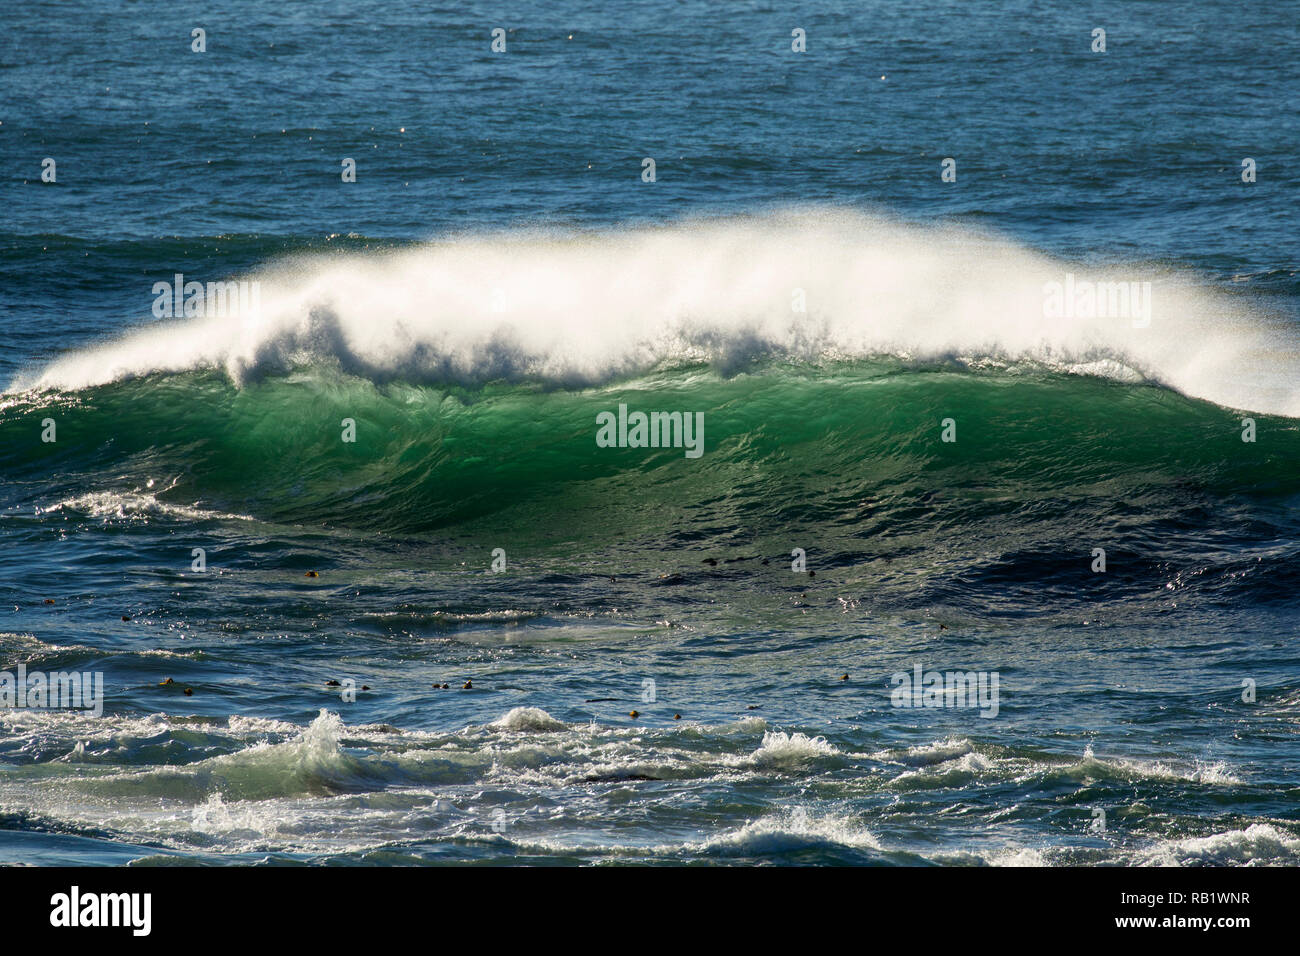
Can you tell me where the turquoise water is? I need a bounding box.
[0,1,1297,865]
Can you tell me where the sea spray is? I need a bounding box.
[11,211,1298,418]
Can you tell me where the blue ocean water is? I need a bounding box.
[0,0,1297,865]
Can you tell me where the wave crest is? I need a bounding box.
[12,210,1298,416]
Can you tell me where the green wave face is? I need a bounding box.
[3,362,1298,550]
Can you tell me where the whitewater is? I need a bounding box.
[12,210,1299,418]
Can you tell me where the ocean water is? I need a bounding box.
[1,0,1298,866]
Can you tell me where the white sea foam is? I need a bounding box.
[1075,745,1243,785]
[11,209,1297,416]
[1135,823,1300,866]
[488,706,568,733]
[885,736,977,766]
[750,730,838,767]
[38,490,252,523]
[698,810,882,854]
[0,706,1293,864]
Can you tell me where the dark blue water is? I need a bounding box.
[0,0,1297,866]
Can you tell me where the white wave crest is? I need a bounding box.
[700,810,882,854]
[1136,823,1300,866]
[750,730,838,767]
[12,209,1297,416]
[489,706,568,733]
